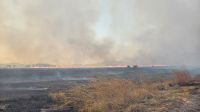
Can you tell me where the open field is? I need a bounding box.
[1,0,200,111]
[48,77,200,112]
[0,67,200,112]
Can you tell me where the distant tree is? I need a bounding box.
[7,65,11,68]
[127,65,131,68]
[133,65,138,69]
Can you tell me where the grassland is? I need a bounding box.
[49,72,200,112]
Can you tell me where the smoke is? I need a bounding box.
[0,0,114,65]
[107,0,200,66]
[0,0,200,66]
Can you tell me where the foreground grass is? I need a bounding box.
[48,76,195,112]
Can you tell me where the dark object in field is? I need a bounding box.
[169,80,200,87]
[41,107,74,112]
[126,65,138,69]
[177,81,200,86]
[127,65,131,68]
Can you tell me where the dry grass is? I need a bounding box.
[174,71,192,84]
[49,76,194,112]
[49,78,158,112]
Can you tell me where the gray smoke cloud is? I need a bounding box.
[0,0,199,66]
[108,0,200,66]
[0,0,115,65]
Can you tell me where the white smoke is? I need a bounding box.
[0,0,199,66]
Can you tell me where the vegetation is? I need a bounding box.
[174,71,192,84]
[49,72,198,112]
[49,78,157,111]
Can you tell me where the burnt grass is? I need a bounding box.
[0,93,51,112]
[0,80,87,112]
[0,80,200,112]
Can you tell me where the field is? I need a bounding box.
[0,67,200,112]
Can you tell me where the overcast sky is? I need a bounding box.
[0,0,200,66]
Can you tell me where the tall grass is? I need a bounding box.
[174,71,192,83]
[49,71,198,111]
[49,78,158,112]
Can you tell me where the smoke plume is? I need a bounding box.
[107,0,200,66]
[0,0,199,66]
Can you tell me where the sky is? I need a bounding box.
[0,0,200,66]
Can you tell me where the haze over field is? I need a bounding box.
[0,0,200,66]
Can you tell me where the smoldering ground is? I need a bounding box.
[0,0,200,66]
